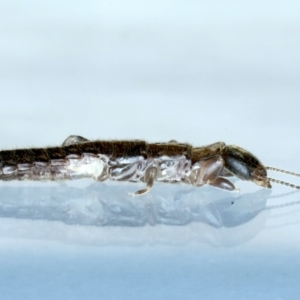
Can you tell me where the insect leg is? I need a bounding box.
[129,166,158,196]
[208,177,235,191]
[62,135,89,146]
[195,156,235,191]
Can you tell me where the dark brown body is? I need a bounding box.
[0,140,225,167]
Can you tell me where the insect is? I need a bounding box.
[0,135,299,195]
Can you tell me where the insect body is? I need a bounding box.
[0,135,298,195]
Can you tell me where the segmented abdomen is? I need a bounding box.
[0,149,193,183]
[0,140,209,183]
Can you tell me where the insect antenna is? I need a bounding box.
[266,166,300,177]
[266,166,300,190]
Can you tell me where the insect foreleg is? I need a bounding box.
[194,156,236,191]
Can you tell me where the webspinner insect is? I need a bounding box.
[0,135,299,195]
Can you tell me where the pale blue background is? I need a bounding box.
[0,1,300,299]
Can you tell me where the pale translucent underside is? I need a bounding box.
[1,153,201,184]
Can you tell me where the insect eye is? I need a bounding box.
[252,167,271,188]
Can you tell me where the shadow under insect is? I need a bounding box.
[0,182,271,228]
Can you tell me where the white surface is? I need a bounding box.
[0,1,300,299]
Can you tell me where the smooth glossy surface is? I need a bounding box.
[1,1,300,299]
